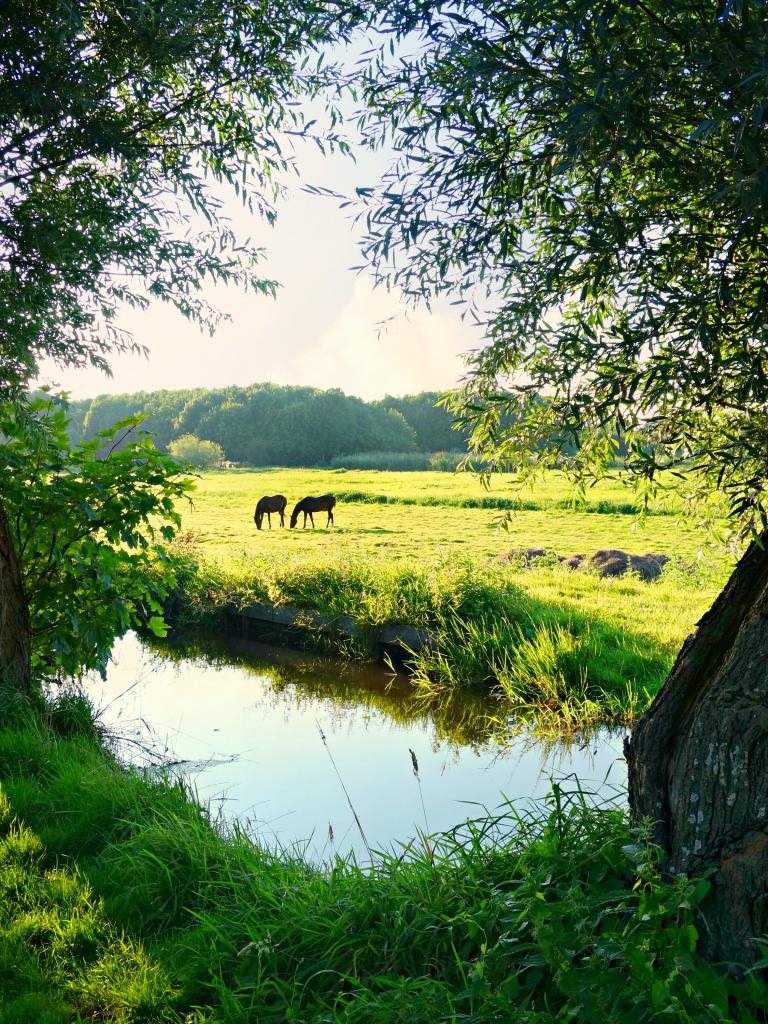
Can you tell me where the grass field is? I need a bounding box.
[159,469,734,726]
[196,464,691,511]
[179,468,716,565]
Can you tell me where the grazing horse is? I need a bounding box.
[254,494,287,530]
[290,494,336,528]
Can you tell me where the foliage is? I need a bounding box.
[0,396,190,680]
[331,449,440,470]
[0,0,358,691]
[329,449,469,470]
[375,391,470,451]
[0,0,346,393]
[0,702,764,1022]
[63,384,463,465]
[167,433,224,468]
[351,0,768,538]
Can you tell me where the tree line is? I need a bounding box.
[64,384,469,465]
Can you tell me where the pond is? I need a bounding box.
[92,631,628,861]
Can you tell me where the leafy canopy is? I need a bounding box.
[0,1,357,683]
[0,0,346,393]
[350,0,768,536]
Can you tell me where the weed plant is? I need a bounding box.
[0,690,765,1022]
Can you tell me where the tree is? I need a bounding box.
[376,392,469,452]
[2,397,191,681]
[0,1,344,691]
[350,0,768,967]
[168,433,225,467]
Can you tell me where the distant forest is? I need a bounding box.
[64,384,469,466]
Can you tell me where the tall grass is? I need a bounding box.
[0,691,764,1022]
[330,488,647,513]
[330,450,474,471]
[158,548,690,726]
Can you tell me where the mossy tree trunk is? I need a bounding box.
[0,495,31,693]
[625,536,768,970]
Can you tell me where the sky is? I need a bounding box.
[34,99,483,403]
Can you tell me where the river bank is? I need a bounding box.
[156,546,723,731]
[0,673,761,1022]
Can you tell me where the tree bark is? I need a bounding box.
[625,534,768,970]
[0,493,31,693]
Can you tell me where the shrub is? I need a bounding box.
[168,434,225,467]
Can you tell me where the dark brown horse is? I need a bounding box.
[254,494,287,529]
[289,494,336,528]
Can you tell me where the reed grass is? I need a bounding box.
[0,692,764,1022]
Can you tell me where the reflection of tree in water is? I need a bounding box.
[143,630,620,765]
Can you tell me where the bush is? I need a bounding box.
[428,450,467,471]
[168,434,224,467]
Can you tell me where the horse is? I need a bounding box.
[254,494,287,530]
[289,494,336,529]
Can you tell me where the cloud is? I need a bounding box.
[289,279,479,399]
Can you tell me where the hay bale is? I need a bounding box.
[626,552,670,582]
[589,549,632,577]
[562,554,586,570]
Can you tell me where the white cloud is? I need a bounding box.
[288,279,478,399]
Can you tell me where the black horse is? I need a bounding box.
[289,494,336,528]
[254,494,287,529]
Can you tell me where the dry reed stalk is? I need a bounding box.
[316,722,372,859]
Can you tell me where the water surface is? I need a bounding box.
[93,632,627,860]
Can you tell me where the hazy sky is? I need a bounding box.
[34,103,482,403]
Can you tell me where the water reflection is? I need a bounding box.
[92,632,628,860]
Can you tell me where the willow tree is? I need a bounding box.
[0,1,347,691]
[351,0,768,968]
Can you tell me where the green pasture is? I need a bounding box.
[181,468,713,566]
[197,465,688,513]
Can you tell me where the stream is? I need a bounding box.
[91,631,628,861]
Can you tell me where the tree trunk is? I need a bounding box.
[625,535,768,970]
[0,493,31,693]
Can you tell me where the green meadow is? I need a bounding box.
[180,467,710,563]
[162,469,732,727]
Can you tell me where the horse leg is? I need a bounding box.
[279,510,284,527]
[309,512,315,528]
[303,512,308,528]
[268,512,272,529]
[327,509,333,527]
